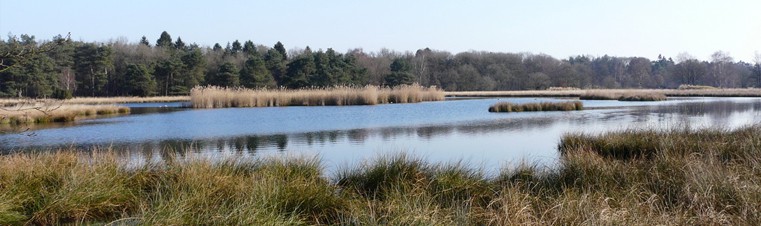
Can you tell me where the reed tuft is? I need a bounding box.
[488,101,583,112]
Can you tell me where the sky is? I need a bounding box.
[1,0,760,62]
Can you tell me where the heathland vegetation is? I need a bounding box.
[190,85,445,108]
[1,125,759,224]
[3,32,761,99]
[488,101,583,112]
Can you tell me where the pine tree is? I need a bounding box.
[174,37,186,50]
[215,62,239,87]
[384,58,415,86]
[265,49,287,85]
[284,48,315,89]
[231,40,242,54]
[240,54,276,88]
[274,41,287,61]
[139,36,150,46]
[156,31,172,48]
[74,43,113,96]
[242,40,256,55]
[125,63,156,96]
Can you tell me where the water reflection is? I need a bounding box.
[104,117,559,155]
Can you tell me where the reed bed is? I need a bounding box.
[447,88,761,98]
[488,101,583,112]
[580,91,668,101]
[3,125,759,224]
[0,103,130,124]
[190,85,445,108]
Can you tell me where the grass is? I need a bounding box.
[0,103,130,125]
[0,96,189,106]
[447,88,761,98]
[580,91,668,101]
[190,85,445,108]
[488,101,583,112]
[678,84,718,90]
[2,125,760,224]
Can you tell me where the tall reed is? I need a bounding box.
[189,85,445,108]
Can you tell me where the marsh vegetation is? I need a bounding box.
[2,125,759,225]
[0,103,129,125]
[488,101,583,112]
[190,85,445,108]
[579,91,668,101]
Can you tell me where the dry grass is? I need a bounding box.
[190,85,445,108]
[488,101,583,112]
[580,91,668,101]
[446,88,761,98]
[0,103,130,124]
[547,86,581,91]
[0,96,189,106]
[2,126,760,224]
[678,84,718,90]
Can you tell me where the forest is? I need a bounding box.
[2,31,760,98]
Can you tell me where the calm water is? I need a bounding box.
[3,97,761,172]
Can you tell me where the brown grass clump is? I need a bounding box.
[0,103,130,125]
[488,101,583,112]
[190,85,445,108]
[580,91,667,101]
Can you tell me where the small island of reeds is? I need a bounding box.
[0,102,130,125]
[1,125,759,225]
[488,101,583,112]
[190,85,445,108]
[580,91,667,101]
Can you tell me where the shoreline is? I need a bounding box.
[2,88,761,106]
[445,88,761,98]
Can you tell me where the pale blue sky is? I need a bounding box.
[1,0,760,61]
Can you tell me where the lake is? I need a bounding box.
[3,97,760,173]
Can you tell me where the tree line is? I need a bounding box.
[2,31,760,98]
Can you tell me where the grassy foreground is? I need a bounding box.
[2,126,760,225]
[190,85,445,108]
[488,101,583,112]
